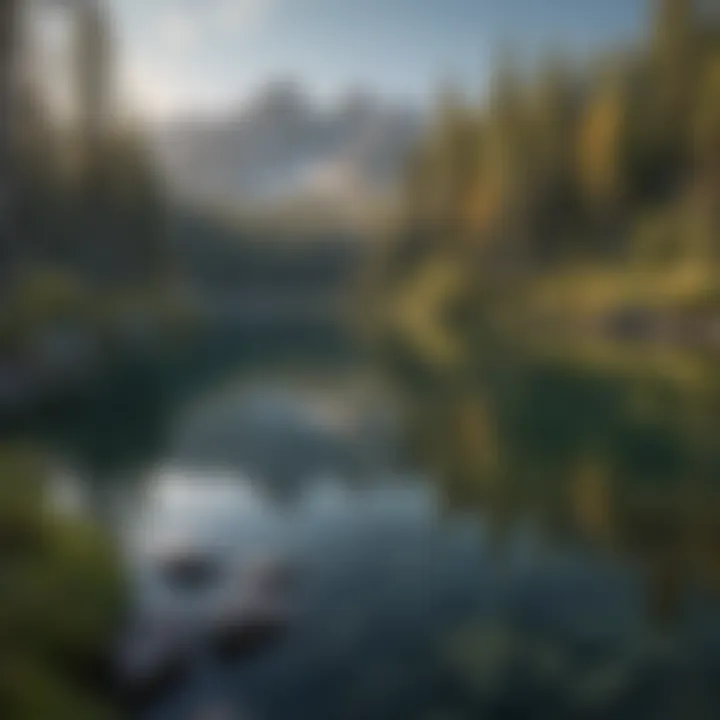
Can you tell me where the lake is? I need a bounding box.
[15,327,720,720]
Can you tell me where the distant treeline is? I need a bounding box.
[173,210,366,296]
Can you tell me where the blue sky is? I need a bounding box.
[108,0,649,119]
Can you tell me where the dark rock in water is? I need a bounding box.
[212,604,289,661]
[210,562,292,661]
[159,550,223,592]
[249,556,297,595]
[115,617,195,708]
[121,653,191,712]
[115,553,296,713]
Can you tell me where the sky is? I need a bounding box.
[97,0,650,119]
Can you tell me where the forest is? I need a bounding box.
[378,0,720,365]
[0,0,187,407]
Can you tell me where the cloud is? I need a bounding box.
[120,54,193,119]
[116,0,278,119]
[150,0,274,60]
[120,52,230,120]
[212,0,274,33]
[158,8,202,56]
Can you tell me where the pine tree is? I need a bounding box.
[648,0,698,193]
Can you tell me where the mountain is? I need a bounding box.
[150,80,423,225]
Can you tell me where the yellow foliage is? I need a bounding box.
[390,258,468,367]
[693,51,720,165]
[530,262,716,317]
[454,398,502,483]
[465,179,504,235]
[12,269,91,326]
[572,457,613,542]
[577,82,626,205]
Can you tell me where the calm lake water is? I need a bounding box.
[18,328,720,719]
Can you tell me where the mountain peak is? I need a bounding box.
[152,82,422,225]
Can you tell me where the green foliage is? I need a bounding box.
[0,446,122,720]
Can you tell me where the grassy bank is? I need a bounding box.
[0,446,123,719]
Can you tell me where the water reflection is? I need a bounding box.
[122,467,720,720]
[401,350,720,630]
[167,379,398,497]
[17,342,720,718]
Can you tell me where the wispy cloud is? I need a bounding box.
[118,0,278,118]
[212,0,275,34]
[157,7,203,56]
[155,0,276,54]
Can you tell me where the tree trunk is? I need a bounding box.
[0,0,18,282]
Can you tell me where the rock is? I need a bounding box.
[158,550,224,592]
[209,560,292,660]
[115,614,195,706]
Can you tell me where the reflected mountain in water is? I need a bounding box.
[166,378,401,498]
